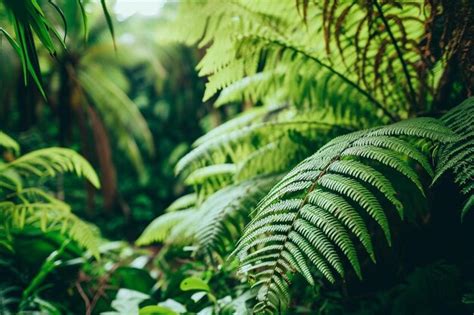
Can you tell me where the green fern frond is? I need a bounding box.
[233,118,455,313]
[433,97,474,219]
[0,148,100,188]
[185,164,236,201]
[165,193,197,213]
[0,189,100,258]
[0,132,19,155]
[176,106,349,177]
[193,106,273,147]
[194,175,280,257]
[0,137,102,258]
[167,0,438,124]
[137,176,279,255]
[136,209,197,246]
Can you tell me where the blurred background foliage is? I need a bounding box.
[0,0,214,240]
[0,1,215,313]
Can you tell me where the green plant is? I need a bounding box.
[0,131,101,256]
[139,0,473,313]
[0,0,115,96]
[233,117,454,312]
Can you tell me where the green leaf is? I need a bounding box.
[180,277,210,292]
[139,305,178,315]
[100,0,116,50]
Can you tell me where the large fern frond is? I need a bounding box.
[0,135,102,257]
[232,118,455,313]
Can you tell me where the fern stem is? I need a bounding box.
[262,36,399,122]
[373,0,418,114]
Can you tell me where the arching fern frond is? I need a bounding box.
[0,147,100,188]
[185,164,236,202]
[194,175,280,257]
[165,193,197,213]
[0,188,100,258]
[137,176,280,257]
[165,0,442,123]
[433,97,474,219]
[136,208,197,246]
[0,136,102,258]
[176,106,351,177]
[232,118,455,313]
[0,132,19,155]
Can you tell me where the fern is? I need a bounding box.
[0,189,100,258]
[0,133,102,257]
[194,175,280,257]
[232,118,455,313]
[137,176,279,257]
[137,2,472,313]
[165,193,197,212]
[0,285,18,315]
[176,105,352,178]
[185,164,237,202]
[136,208,197,246]
[0,147,100,189]
[0,132,19,155]
[433,97,474,219]
[164,0,443,123]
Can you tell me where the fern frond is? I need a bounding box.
[0,148,100,188]
[233,118,455,313]
[0,132,19,155]
[185,164,236,201]
[433,97,474,219]
[194,175,279,257]
[137,176,280,256]
[0,189,100,258]
[176,106,350,177]
[136,209,197,246]
[167,0,439,124]
[165,193,197,213]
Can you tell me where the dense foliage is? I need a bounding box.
[0,0,473,314]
